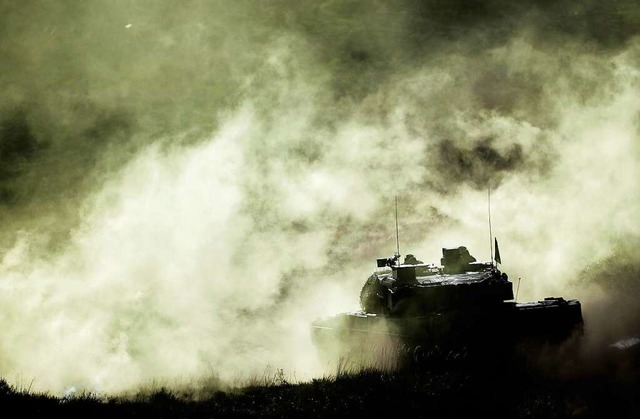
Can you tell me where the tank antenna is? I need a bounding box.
[395,195,400,265]
[488,187,494,267]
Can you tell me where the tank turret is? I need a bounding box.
[361,246,513,316]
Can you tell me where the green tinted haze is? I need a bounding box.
[0,0,639,394]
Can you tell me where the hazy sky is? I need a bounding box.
[0,0,639,394]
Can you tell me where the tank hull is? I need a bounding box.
[311,297,583,367]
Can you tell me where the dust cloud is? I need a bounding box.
[0,1,638,394]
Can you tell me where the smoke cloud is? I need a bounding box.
[0,0,639,394]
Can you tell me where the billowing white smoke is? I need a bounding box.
[422,42,640,302]
[0,40,428,393]
[0,31,638,395]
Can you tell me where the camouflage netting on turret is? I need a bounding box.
[360,273,387,314]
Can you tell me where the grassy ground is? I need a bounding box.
[1,342,639,419]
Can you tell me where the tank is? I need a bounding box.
[311,246,584,367]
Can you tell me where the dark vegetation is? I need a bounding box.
[2,341,638,419]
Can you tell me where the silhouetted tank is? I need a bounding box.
[311,246,584,363]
